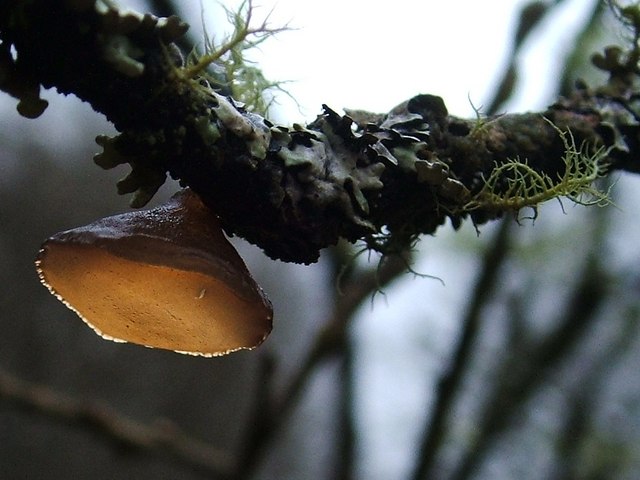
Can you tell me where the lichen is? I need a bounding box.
[181,0,289,117]
[277,141,323,168]
[96,2,187,78]
[464,118,612,216]
[311,106,385,229]
[193,113,221,146]
[94,134,166,208]
[102,34,144,77]
[209,92,271,160]
[0,40,48,118]
[415,159,449,185]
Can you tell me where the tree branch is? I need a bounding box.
[450,229,610,480]
[235,251,408,477]
[411,219,512,480]
[0,367,234,479]
[1,1,638,263]
[551,304,639,480]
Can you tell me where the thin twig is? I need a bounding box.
[335,338,356,480]
[411,219,512,480]
[0,367,234,479]
[236,252,409,478]
[485,0,559,113]
[450,231,609,480]
[278,253,408,418]
[558,0,606,96]
[551,304,639,480]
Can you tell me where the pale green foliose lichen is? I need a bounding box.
[210,92,270,160]
[194,114,221,146]
[102,34,144,77]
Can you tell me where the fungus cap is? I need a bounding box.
[35,189,273,356]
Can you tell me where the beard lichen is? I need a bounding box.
[180,0,289,117]
[463,118,613,219]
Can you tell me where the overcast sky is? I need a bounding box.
[183,0,599,123]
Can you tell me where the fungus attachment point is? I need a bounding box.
[35,190,273,356]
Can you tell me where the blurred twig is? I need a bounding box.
[485,0,601,114]
[237,251,409,478]
[0,367,234,479]
[411,219,513,480]
[485,0,559,114]
[450,201,611,480]
[336,338,356,480]
[559,1,607,96]
[450,251,608,480]
[552,303,639,480]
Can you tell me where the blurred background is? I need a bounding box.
[2,1,640,479]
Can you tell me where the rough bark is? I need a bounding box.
[1,0,639,263]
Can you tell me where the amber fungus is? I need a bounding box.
[35,189,273,356]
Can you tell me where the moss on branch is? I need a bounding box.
[1,0,639,263]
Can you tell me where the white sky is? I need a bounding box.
[196,0,529,121]
[250,0,525,120]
